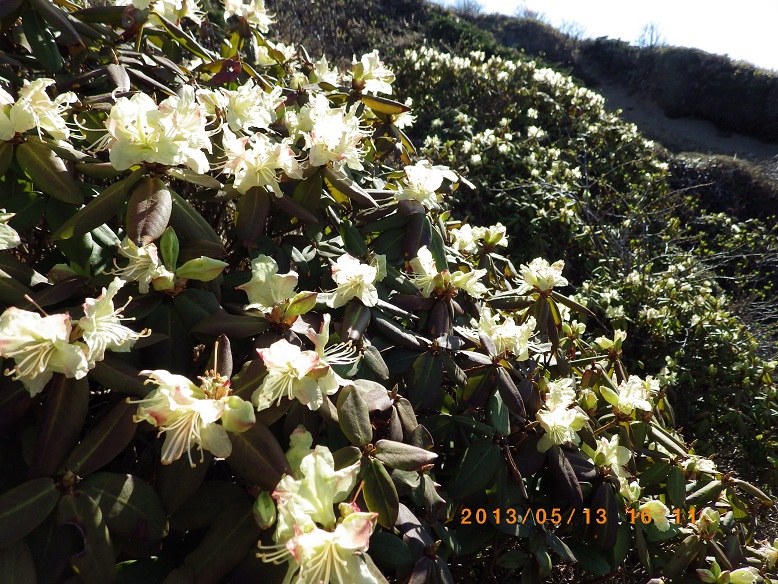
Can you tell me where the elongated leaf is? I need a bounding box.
[363,343,390,380]
[292,172,322,211]
[369,532,415,569]
[57,491,115,584]
[78,473,168,541]
[588,482,618,549]
[448,439,501,499]
[236,187,270,247]
[407,352,444,411]
[16,140,82,203]
[155,13,215,60]
[336,384,373,446]
[361,94,410,116]
[52,172,141,240]
[169,481,250,532]
[0,140,13,175]
[126,176,172,246]
[21,9,61,72]
[90,354,149,397]
[496,366,525,417]
[29,375,89,478]
[374,440,437,471]
[0,378,34,436]
[228,422,291,490]
[273,191,321,225]
[170,189,222,245]
[183,500,261,584]
[323,166,378,208]
[66,399,138,477]
[0,539,36,584]
[371,309,425,350]
[0,478,60,548]
[29,0,83,46]
[548,445,583,508]
[156,453,213,515]
[363,458,399,528]
[0,267,33,305]
[193,310,268,338]
[639,459,672,487]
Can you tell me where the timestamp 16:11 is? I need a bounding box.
[627,507,697,525]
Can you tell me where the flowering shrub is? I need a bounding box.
[393,43,778,476]
[0,2,774,584]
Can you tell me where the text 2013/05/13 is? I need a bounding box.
[460,507,698,526]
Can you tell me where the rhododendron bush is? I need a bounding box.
[0,1,775,583]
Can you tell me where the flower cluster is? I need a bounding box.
[409,246,486,299]
[535,378,588,452]
[132,368,255,466]
[259,428,378,584]
[0,78,76,141]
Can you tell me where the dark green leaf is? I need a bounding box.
[227,422,291,490]
[548,445,583,509]
[373,439,437,471]
[126,176,172,246]
[667,466,686,508]
[78,473,168,541]
[323,166,378,208]
[448,439,501,499]
[336,384,373,446]
[0,478,60,548]
[21,9,62,72]
[363,458,399,528]
[66,399,138,477]
[156,453,213,515]
[16,139,82,203]
[29,375,89,478]
[369,531,415,569]
[192,310,268,339]
[407,352,444,411]
[169,189,222,245]
[28,0,83,46]
[236,187,270,247]
[57,491,115,584]
[182,500,261,584]
[639,459,672,487]
[52,172,140,240]
[169,481,250,532]
[0,539,36,584]
[90,354,149,397]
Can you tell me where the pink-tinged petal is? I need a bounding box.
[334,512,378,551]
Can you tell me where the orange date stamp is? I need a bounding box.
[459,507,697,526]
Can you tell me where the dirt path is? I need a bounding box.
[595,82,778,165]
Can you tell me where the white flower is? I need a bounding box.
[253,339,333,411]
[408,246,440,297]
[122,0,203,24]
[110,237,176,294]
[133,369,255,466]
[77,277,148,367]
[756,538,778,569]
[618,478,641,503]
[544,378,577,409]
[327,254,379,308]
[476,223,508,248]
[224,0,271,32]
[0,210,20,250]
[259,430,378,584]
[477,308,535,358]
[639,500,671,532]
[729,567,760,584]
[237,255,299,312]
[591,434,631,476]
[601,375,657,416]
[223,83,283,133]
[395,160,456,210]
[0,79,76,141]
[409,246,487,299]
[299,94,366,171]
[450,224,478,254]
[305,314,358,389]
[519,257,568,294]
[449,269,487,298]
[352,50,395,95]
[0,308,89,396]
[221,127,299,196]
[682,454,717,474]
[101,89,210,173]
[536,405,587,452]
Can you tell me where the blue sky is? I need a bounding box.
[432,0,778,71]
